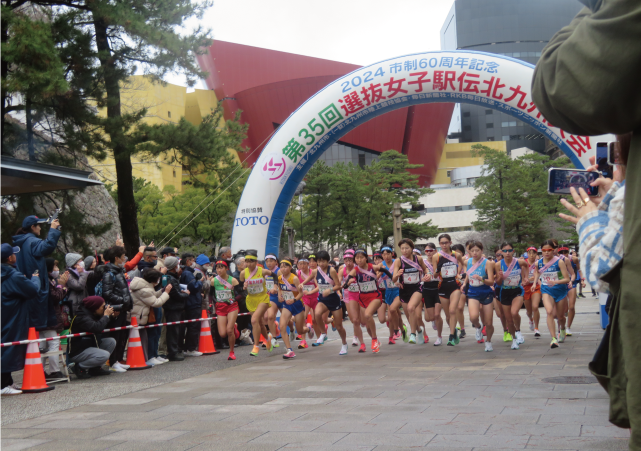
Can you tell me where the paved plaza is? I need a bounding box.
[1,297,631,450]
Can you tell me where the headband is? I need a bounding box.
[298,258,309,263]
[265,254,277,260]
[215,260,228,267]
[342,253,354,260]
[354,249,367,255]
[381,246,393,252]
[527,247,537,252]
[308,254,316,259]
[372,252,382,257]
[558,247,569,251]
[245,255,257,261]
[281,259,292,266]
[413,249,421,254]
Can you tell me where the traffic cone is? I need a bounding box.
[22,328,54,393]
[198,310,219,355]
[125,317,151,370]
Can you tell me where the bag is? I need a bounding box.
[94,270,116,299]
[147,307,156,324]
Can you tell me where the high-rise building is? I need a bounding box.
[441,0,583,154]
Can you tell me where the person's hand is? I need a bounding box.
[243,281,248,289]
[113,311,120,317]
[124,272,130,279]
[584,156,623,206]
[165,284,172,293]
[559,187,598,224]
[582,280,586,288]
[397,269,404,276]
[160,267,167,275]
[59,271,70,286]
[138,245,145,253]
[149,241,154,248]
[51,219,60,229]
[182,289,190,295]
[269,288,277,295]
[531,285,536,293]
[116,238,124,247]
[472,275,482,281]
[422,274,432,282]
[286,298,295,305]
[104,305,114,317]
[298,284,305,292]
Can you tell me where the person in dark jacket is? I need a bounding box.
[40,258,68,381]
[179,253,203,356]
[1,244,40,395]
[68,296,116,379]
[163,257,190,361]
[100,246,133,372]
[11,215,61,330]
[66,253,89,314]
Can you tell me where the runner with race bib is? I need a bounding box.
[495,242,529,350]
[211,260,240,361]
[522,246,542,337]
[464,241,496,352]
[277,258,310,359]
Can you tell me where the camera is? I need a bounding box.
[111,305,123,312]
[206,268,213,277]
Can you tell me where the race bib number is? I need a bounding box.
[318,283,331,293]
[282,291,295,301]
[303,285,315,293]
[403,272,420,284]
[216,290,232,302]
[247,279,264,294]
[265,279,275,291]
[540,272,558,286]
[469,277,483,287]
[359,280,377,293]
[506,274,521,287]
[378,278,387,289]
[348,283,359,292]
[441,266,457,278]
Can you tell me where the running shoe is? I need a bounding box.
[453,330,460,345]
[283,350,296,359]
[503,331,512,342]
[529,320,535,331]
[515,331,525,344]
[408,333,417,344]
[388,336,396,345]
[432,321,437,330]
[418,327,423,334]
[307,324,314,339]
[289,329,296,342]
[394,330,402,341]
[511,339,519,350]
[266,335,274,352]
[578,294,586,298]
[372,339,380,353]
[352,336,359,347]
[558,329,567,343]
[332,324,337,332]
[485,342,493,352]
[482,325,487,336]
[358,343,366,353]
[261,342,267,348]
[272,338,280,348]
[447,334,456,346]
[402,324,409,343]
[459,328,466,339]
[534,329,541,338]
[323,334,328,343]
[423,334,429,344]
[228,352,236,361]
[312,337,324,347]
[250,346,260,356]
[434,337,442,346]
[475,327,484,343]
[298,340,308,349]
[566,327,573,336]
[339,344,348,355]
[296,334,303,341]
[550,337,559,349]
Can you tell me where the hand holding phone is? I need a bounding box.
[548,168,600,197]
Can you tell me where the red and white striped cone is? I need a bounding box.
[198,310,219,355]
[21,328,54,393]
[125,317,151,370]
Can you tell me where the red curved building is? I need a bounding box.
[196,41,454,186]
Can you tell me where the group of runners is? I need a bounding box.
[210,234,585,360]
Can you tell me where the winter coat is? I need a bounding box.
[66,268,89,315]
[1,264,40,373]
[163,272,189,311]
[129,277,169,325]
[12,228,61,329]
[179,266,203,311]
[46,277,65,332]
[101,263,132,311]
[194,264,211,312]
[85,270,101,297]
[68,304,110,361]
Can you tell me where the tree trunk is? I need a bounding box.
[92,15,140,256]
[1,4,10,146]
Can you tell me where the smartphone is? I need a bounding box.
[608,141,621,165]
[596,142,613,179]
[548,168,600,196]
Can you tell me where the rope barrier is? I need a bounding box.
[0,312,252,348]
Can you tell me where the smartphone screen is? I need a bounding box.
[596,142,613,179]
[548,169,599,196]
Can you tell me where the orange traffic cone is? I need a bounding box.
[22,328,54,393]
[198,310,219,355]
[125,317,151,370]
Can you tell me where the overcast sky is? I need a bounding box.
[166,0,456,88]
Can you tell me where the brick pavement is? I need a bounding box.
[1,297,631,450]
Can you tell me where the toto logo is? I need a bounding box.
[261,156,286,180]
[235,216,269,227]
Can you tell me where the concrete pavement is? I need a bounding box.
[1,296,631,450]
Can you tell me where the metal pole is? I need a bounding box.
[287,227,296,259]
[393,203,402,257]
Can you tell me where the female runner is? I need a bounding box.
[297,256,318,348]
[239,250,277,356]
[211,260,240,360]
[299,251,349,355]
[264,254,283,348]
[522,247,542,337]
[423,243,444,345]
[464,241,496,351]
[432,234,466,346]
[494,242,529,350]
[532,240,571,348]
[277,258,310,359]
[373,251,393,343]
[393,238,430,345]
[562,248,581,336]
[381,246,406,343]
[452,243,468,339]
[339,250,365,351]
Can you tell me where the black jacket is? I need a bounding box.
[68,304,110,360]
[163,271,189,311]
[101,263,132,311]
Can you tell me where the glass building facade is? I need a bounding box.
[441,0,583,154]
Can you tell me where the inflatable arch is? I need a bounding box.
[231,50,597,258]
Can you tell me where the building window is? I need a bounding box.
[487,137,494,141]
[502,136,510,141]
[486,123,493,128]
[501,121,517,127]
[168,111,171,118]
[462,112,471,117]
[446,170,451,177]
[463,125,471,131]
[173,169,176,177]
[455,205,463,211]
[485,109,493,115]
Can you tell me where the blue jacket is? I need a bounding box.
[1,264,40,373]
[179,266,203,311]
[12,228,61,329]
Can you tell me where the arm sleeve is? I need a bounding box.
[102,272,126,305]
[66,271,89,292]
[125,253,143,271]
[531,3,641,135]
[31,228,62,258]
[15,273,41,299]
[84,315,111,334]
[576,183,625,292]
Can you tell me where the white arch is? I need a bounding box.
[231,50,599,258]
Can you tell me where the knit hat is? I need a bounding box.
[83,256,95,269]
[65,253,83,268]
[165,256,179,270]
[196,254,210,266]
[82,296,105,311]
